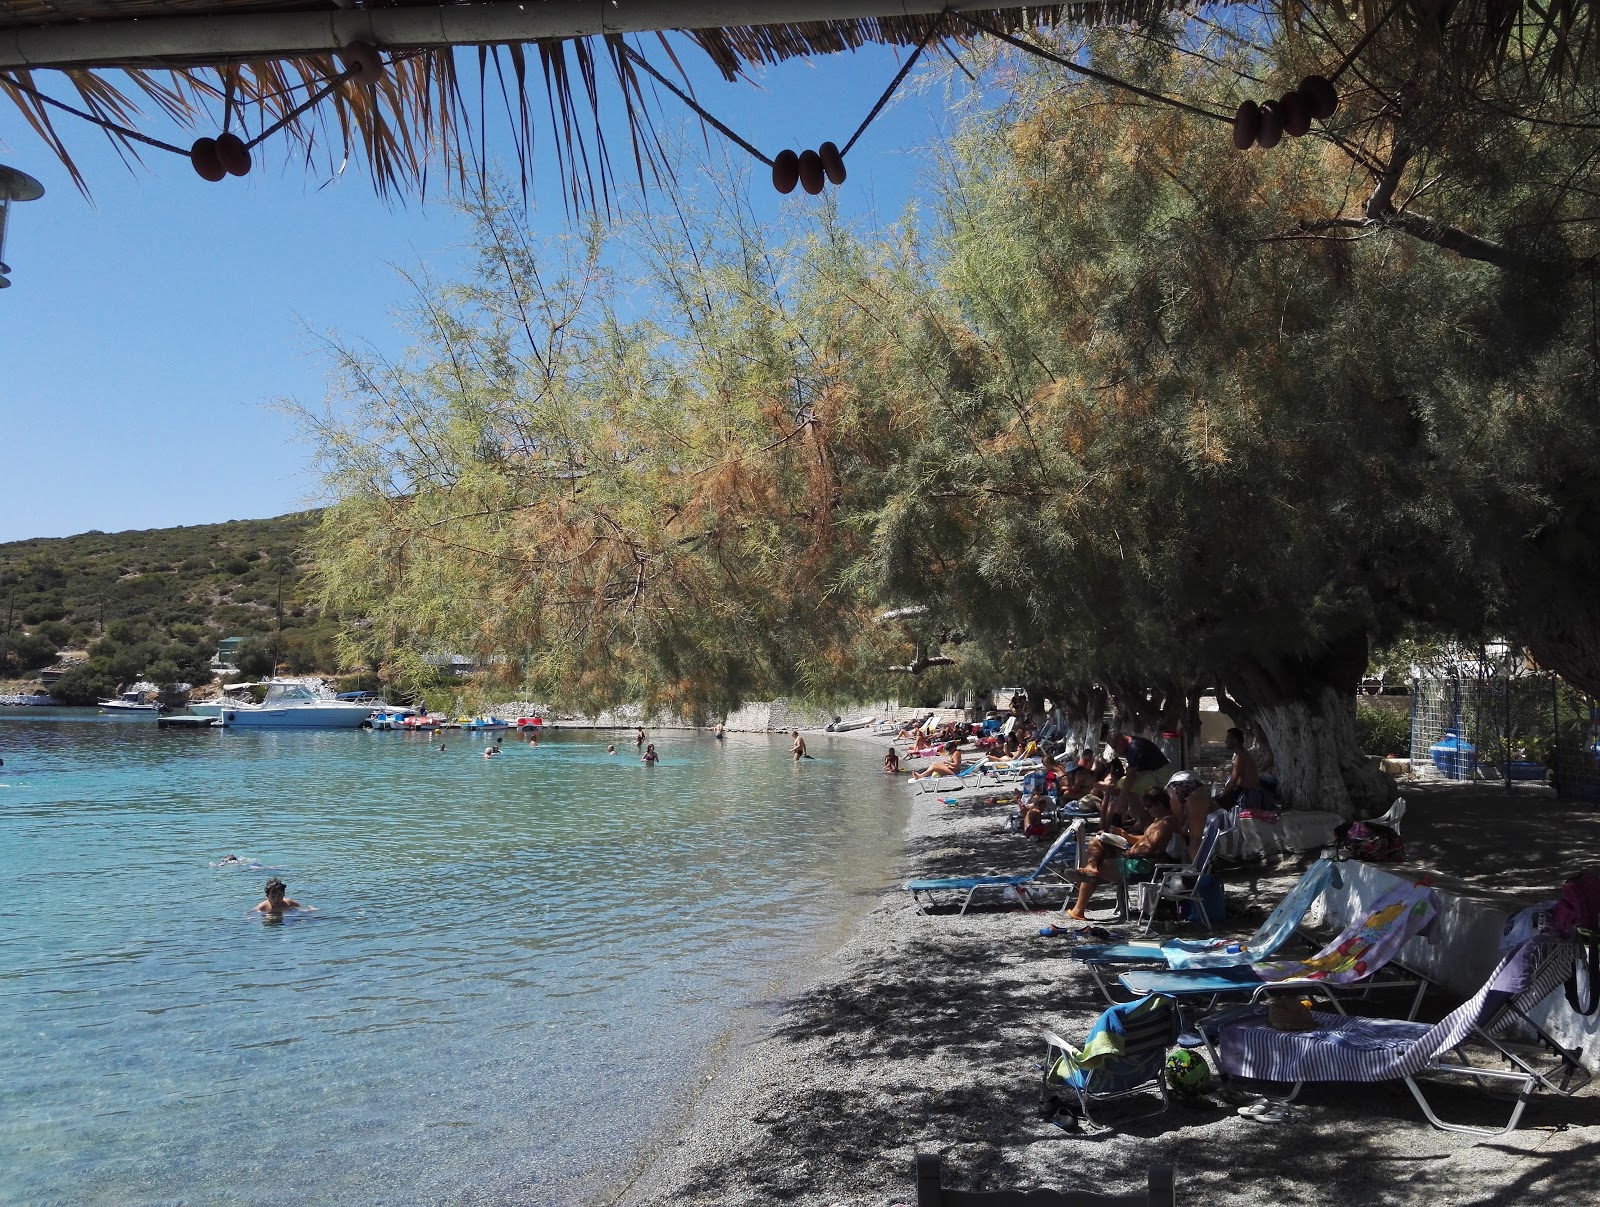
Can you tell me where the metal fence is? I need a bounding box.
[1410,654,1600,801]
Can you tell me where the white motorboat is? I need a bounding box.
[98,689,161,714]
[213,682,378,729]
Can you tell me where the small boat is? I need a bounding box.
[98,689,161,714]
[214,682,377,729]
[400,713,442,730]
[462,716,511,731]
[516,716,545,730]
[826,716,875,733]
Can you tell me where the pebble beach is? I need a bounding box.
[609,735,1600,1207]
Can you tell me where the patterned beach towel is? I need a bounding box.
[1251,879,1438,985]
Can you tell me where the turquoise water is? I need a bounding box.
[0,713,905,1205]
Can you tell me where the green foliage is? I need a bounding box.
[235,640,276,679]
[1354,702,1412,757]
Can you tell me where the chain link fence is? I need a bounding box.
[1409,649,1600,802]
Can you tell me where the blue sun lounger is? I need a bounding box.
[1071,859,1341,1001]
[905,827,1079,915]
[1116,879,1440,1013]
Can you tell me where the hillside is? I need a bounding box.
[0,512,341,699]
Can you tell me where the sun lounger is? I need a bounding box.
[912,758,997,794]
[905,827,1079,915]
[1216,934,1589,1135]
[1071,859,1340,1001]
[1117,879,1439,1013]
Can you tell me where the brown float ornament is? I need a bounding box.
[1256,100,1284,149]
[341,40,385,84]
[772,149,800,194]
[1299,75,1339,120]
[189,137,225,182]
[797,149,825,195]
[818,141,847,186]
[1232,101,1260,151]
[1279,91,1311,138]
[215,132,252,177]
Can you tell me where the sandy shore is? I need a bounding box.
[608,743,1600,1207]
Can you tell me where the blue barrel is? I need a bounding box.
[1429,731,1477,779]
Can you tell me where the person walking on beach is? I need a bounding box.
[791,730,807,761]
[255,879,303,914]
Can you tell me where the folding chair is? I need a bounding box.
[1040,993,1181,1130]
[1134,809,1235,935]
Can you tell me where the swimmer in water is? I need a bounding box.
[715,724,725,740]
[255,878,302,914]
[220,854,244,865]
[642,743,659,765]
[484,745,500,759]
[634,727,646,747]
[606,744,617,754]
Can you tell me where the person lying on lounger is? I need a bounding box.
[1059,789,1179,923]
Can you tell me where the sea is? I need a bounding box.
[0,711,907,1205]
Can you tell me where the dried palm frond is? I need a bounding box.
[0,1,1594,200]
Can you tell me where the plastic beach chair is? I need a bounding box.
[1216,934,1590,1135]
[1134,809,1236,936]
[914,1154,1175,1207]
[904,828,1079,915]
[1072,859,1341,1002]
[1040,993,1181,1131]
[1117,879,1440,1014]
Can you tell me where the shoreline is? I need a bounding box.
[605,744,1600,1207]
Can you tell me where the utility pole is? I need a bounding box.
[271,570,284,678]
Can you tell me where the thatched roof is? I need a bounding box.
[0,1,1593,200]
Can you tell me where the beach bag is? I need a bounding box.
[1334,820,1404,864]
[1553,871,1600,1016]
[1179,875,1227,926]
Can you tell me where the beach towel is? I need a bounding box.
[1164,859,1337,969]
[1119,880,1438,998]
[1249,878,1437,984]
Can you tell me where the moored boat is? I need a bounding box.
[214,682,377,729]
[98,689,161,714]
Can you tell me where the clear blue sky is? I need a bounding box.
[0,42,975,544]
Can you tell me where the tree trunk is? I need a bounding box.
[1225,635,1396,819]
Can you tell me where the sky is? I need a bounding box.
[0,40,979,545]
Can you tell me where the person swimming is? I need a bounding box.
[220,854,244,865]
[484,745,500,759]
[606,744,617,754]
[255,878,303,914]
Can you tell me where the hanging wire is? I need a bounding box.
[842,16,943,155]
[0,73,189,154]
[619,42,773,166]
[956,13,1234,124]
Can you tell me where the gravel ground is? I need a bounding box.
[607,743,1600,1207]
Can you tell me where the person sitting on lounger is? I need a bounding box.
[1059,789,1179,922]
[911,742,963,779]
[1019,787,1055,838]
[1167,770,1220,861]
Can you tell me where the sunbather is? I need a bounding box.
[911,742,963,779]
[1167,771,1220,861]
[1060,789,1179,922]
[1215,727,1262,810]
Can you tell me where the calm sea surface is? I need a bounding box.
[0,712,906,1205]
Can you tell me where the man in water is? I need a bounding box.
[606,744,617,754]
[792,730,807,761]
[715,724,725,740]
[255,879,303,914]
[484,745,501,759]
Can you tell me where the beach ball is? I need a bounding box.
[1165,1049,1210,1099]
